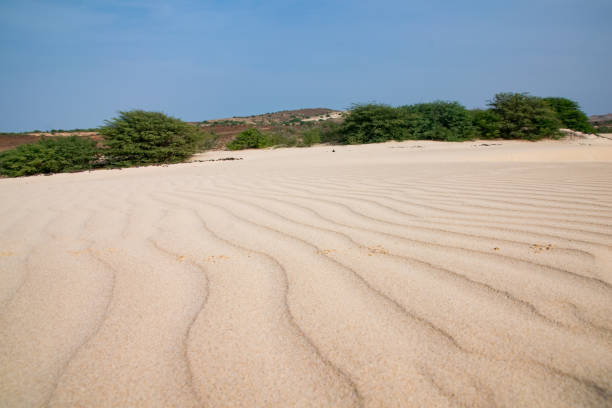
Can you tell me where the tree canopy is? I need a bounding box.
[543,97,594,133]
[99,110,203,166]
[488,93,562,140]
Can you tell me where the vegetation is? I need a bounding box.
[334,93,579,144]
[488,93,562,140]
[470,109,501,139]
[299,128,321,146]
[338,101,476,144]
[99,110,204,166]
[402,101,476,141]
[227,125,327,150]
[543,97,594,133]
[339,104,408,144]
[0,93,598,177]
[227,128,272,150]
[0,136,100,177]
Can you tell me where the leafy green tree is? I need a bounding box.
[0,136,100,177]
[401,101,476,141]
[543,97,594,133]
[99,110,203,166]
[226,128,271,150]
[471,109,502,139]
[489,93,562,140]
[339,104,411,144]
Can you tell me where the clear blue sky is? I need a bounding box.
[1,0,610,132]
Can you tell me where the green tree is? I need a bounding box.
[226,128,271,150]
[489,93,562,140]
[339,104,411,144]
[543,97,594,133]
[471,109,501,139]
[401,101,476,141]
[99,110,203,166]
[0,136,99,177]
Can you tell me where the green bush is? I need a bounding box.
[99,110,203,166]
[401,101,476,141]
[318,121,343,143]
[338,101,476,144]
[471,109,502,139]
[265,131,297,147]
[0,136,100,177]
[226,128,272,150]
[299,128,321,146]
[489,93,562,140]
[543,97,594,133]
[339,104,411,144]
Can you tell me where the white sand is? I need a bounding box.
[1,139,611,407]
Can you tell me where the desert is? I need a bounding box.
[1,138,611,407]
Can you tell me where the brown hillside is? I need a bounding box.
[589,113,612,125]
[0,132,102,152]
[1,108,343,152]
[203,108,337,126]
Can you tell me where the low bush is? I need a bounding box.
[0,136,100,177]
[318,121,343,143]
[489,93,562,140]
[543,97,594,133]
[471,109,502,139]
[99,110,203,166]
[595,126,612,133]
[226,128,272,150]
[299,128,321,146]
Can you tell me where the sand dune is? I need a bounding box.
[1,139,611,407]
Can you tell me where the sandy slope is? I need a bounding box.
[1,139,611,407]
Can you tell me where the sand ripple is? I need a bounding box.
[1,141,611,407]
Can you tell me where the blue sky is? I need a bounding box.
[1,0,610,131]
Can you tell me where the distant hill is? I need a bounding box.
[589,113,612,125]
[200,108,343,126]
[589,113,612,133]
[0,108,345,152]
[0,131,101,153]
[193,108,345,148]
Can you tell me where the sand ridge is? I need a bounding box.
[1,139,611,407]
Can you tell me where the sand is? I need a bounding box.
[1,138,611,407]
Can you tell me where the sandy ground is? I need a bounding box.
[1,139,611,407]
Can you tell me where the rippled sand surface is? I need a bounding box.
[1,139,611,407]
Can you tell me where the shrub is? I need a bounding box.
[543,97,594,133]
[489,93,562,140]
[0,136,100,177]
[299,128,321,146]
[197,131,219,150]
[318,121,343,143]
[471,109,502,139]
[595,126,612,133]
[226,128,271,150]
[99,110,203,166]
[401,101,476,141]
[339,101,476,144]
[339,104,410,144]
[268,131,297,147]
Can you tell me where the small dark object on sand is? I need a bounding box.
[332,149,335,152]
[193,157,243,163]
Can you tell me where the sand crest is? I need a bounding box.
[1,139,611,407]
